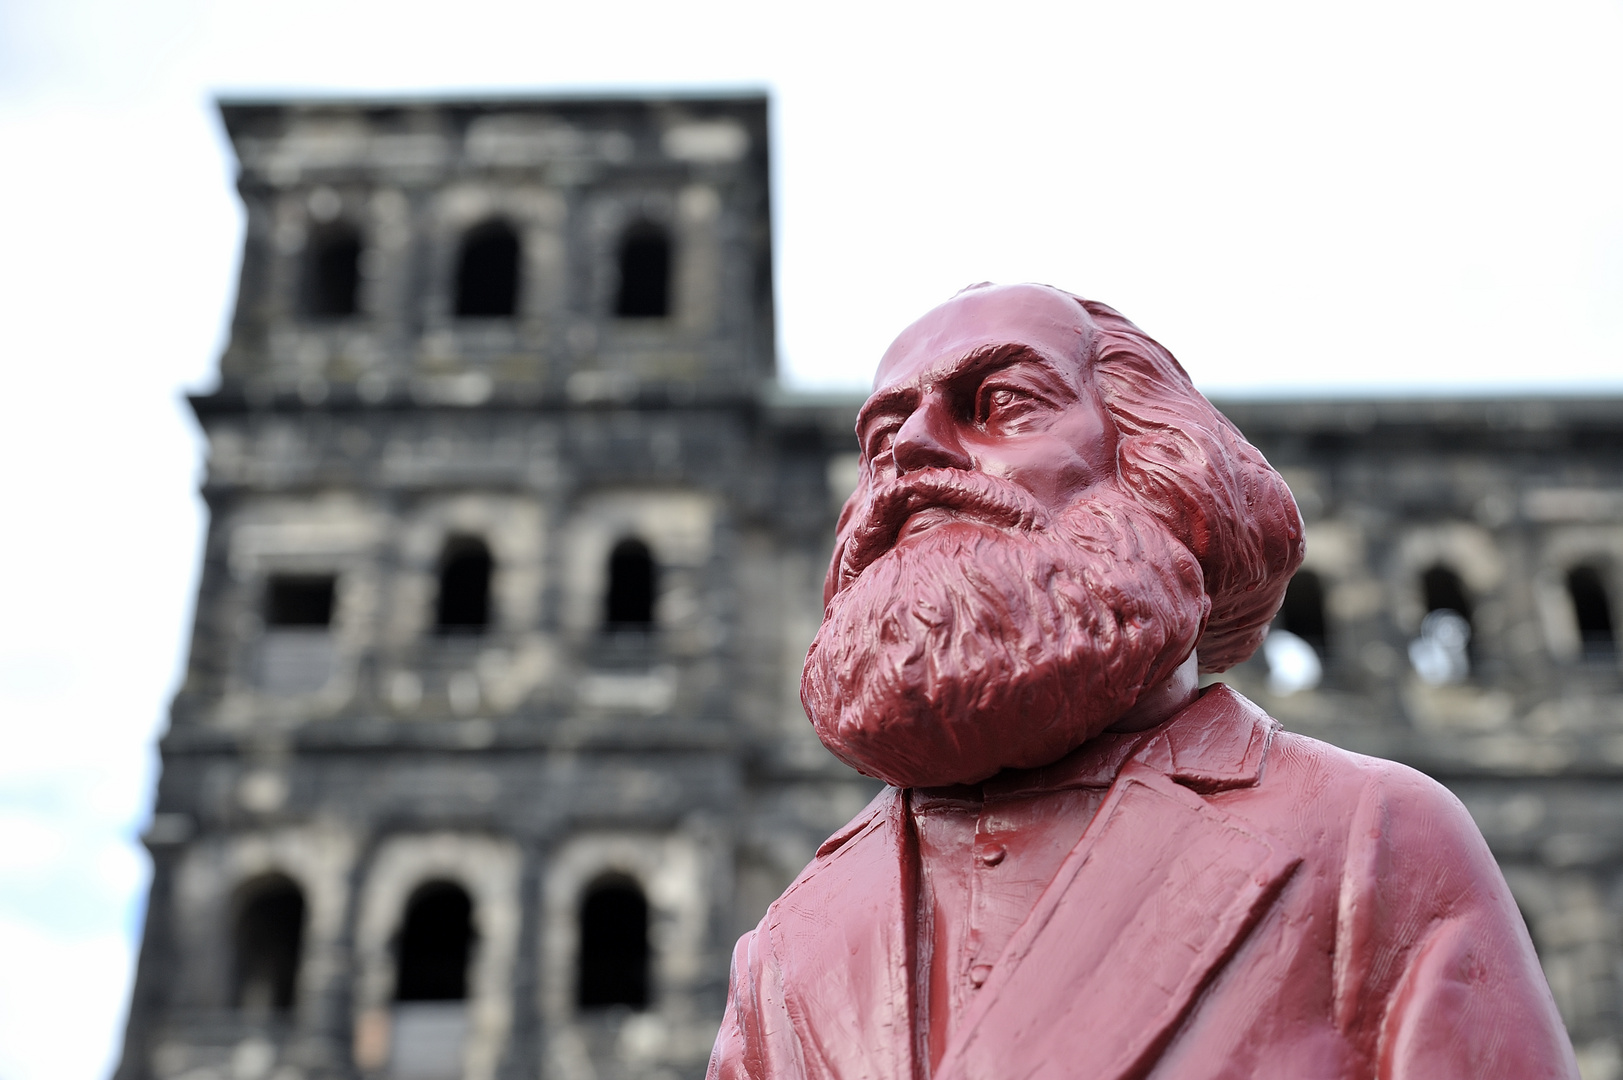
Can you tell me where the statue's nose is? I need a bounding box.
[892,396,973,474]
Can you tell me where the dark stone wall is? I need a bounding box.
[120,96,878,1080]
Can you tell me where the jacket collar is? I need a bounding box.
[1130,683,1279,793]
[937,686,1295,1080]
[815,683,1278,860]
[779,684,1292,1080]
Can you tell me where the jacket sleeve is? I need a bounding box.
[707,923,807,1080]
[708,930,758,1080]
[1352,765,1579,1080]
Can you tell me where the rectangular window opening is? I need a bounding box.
[266,575,337,628]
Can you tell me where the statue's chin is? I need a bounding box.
[802,496,1206,789]
[817,680,1127,789]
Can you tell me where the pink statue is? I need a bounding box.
[710,284,1577,1079]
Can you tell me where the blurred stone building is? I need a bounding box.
[119,95,878,1080]
[119,94,1623,1080]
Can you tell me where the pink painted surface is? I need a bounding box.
[712,285,1577,1079]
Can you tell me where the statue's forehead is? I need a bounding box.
[874,284,1094,391]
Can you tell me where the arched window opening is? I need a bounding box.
[454,220,521,317]
[1411,565,1473,685]
[576,875,650,1010]
[435,537,493,635]
[604,538,656,631]
[304,222,362,318]
[614,223,671,318]
[1566,565,1616,659]
[266,575,336,628]
[1422,565,1473,626]
[395,881,476,1003]
[1276,570,1329,658]
[232,874,305,1014]
[1264,569,1327,695]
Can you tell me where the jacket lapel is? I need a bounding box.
[772,791,920,1080]
[1131,684,1279,795]
[766,687,1295,1080]
[935,688,1300,1080]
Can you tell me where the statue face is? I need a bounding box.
[801,284,1207,788]
[861,284,1119,519]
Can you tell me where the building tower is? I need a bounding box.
[119,95,877,1080]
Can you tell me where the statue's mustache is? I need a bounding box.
[836,468,1052,594]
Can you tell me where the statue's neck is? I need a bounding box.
[1107,651,1199,733]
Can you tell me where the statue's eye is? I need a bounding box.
[979,386,1031,426]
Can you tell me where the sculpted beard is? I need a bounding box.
[801,469,1208,788]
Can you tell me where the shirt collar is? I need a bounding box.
[913,684,1277,804]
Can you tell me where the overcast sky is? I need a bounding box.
[1,2,1620,1078]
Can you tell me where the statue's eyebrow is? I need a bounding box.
[962,344,1075,397]
[949,342,1047,385]
[858,343,1055,434]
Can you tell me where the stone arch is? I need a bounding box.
[1530,528,1623,665]
[231,872,306,1015]
[1413,563,1475,683]
[1392,523,1504,633]
[436,535,494,635]
[428,184,566,330]
[454,219,521,318]
[575,873,650,1009]
[586,186,720,335]
[1565,564,1616,660]
[1263,567,1330,695]
[352,834,520,1080]
[171,825,355,1021]
[1275,568,1329,659]
[304,221,363,318]
[1422,563,1474,626]
[386,498,550,717]
[395,880,477,1002]
[559,491,716,640]
[541,831,712,1032]
[395,496,546,643]
[1391,525,1504,686]
[604,537,656,631]
[614,221,672,318]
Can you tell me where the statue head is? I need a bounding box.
[802,283,1304,787]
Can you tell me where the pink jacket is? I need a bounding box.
[709,686,1577,1080]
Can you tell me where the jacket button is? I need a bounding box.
[978,844,1007,866]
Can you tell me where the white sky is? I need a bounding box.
[0,2,1620,1078]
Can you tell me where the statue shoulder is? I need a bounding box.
[1251,724,1500,891]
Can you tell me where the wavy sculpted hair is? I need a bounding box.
[1068,295,1303,671]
